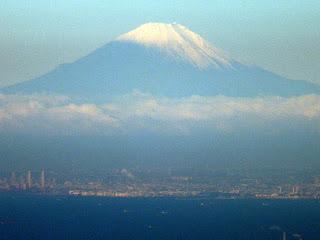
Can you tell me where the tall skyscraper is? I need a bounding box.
[10,171,16,186]
[282,231,287,240]
[292,185,299,194]
[27,170,32,189]
[40,169,45,189]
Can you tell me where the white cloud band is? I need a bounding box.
[0,92,319,135]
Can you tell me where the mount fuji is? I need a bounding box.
[2,22,319,99]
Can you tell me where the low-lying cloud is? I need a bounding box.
[0,92,319,135]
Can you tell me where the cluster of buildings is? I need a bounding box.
[0,170,46,191]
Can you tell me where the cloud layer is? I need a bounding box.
[0,92,319,135]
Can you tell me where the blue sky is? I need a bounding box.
[1,0,319,87]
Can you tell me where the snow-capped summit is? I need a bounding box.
[116,22,231,69]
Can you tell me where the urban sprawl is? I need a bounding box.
[1,168,320,199]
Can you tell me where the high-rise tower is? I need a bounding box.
[27,170,32,189]
[10,171,16,186]
[40,169,45,190]
[282,231,287,240]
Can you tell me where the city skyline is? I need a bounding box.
[1,167,320,200]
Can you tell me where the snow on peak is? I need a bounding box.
[116,22,232,69]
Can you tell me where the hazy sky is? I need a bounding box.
[1,0,319,87]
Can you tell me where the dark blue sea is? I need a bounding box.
[1,193,320,240]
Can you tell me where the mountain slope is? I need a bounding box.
[2,23,319,99]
